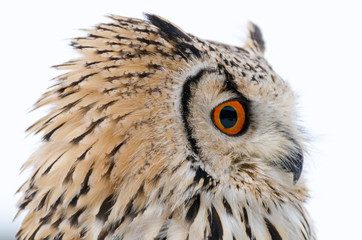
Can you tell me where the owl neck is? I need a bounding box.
[106,162,314,239]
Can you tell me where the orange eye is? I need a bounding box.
[212,100,246,136]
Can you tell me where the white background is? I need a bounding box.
[1,1,361,239]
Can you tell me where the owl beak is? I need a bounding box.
[288,151,303,184]
[279,144,304,184]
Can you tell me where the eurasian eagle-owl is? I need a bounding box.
[16,14,315,240]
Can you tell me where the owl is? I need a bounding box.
[16,14,315,240]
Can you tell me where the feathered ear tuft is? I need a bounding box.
[145,13,193,42]
[144,13,202,58]
[243,22,265,55]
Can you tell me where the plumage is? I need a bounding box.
[16,14,315,240]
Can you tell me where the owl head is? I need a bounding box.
[17,14,308,239]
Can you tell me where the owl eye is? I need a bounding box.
[212,100,247,136]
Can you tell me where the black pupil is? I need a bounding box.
[219,106,237,128]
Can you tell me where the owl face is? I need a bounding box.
[174,61,302,188]
[155,41,302,191]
